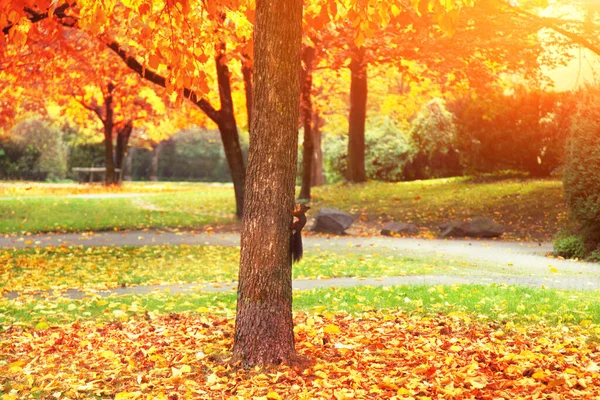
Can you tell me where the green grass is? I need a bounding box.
[0,184,235,234]
[0,178,566,239]
[311,177,566,240]
[1,245,479,292]
[3,284,600,328]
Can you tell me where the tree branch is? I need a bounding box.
[75,97,105,122]
[2,2,74,34]
[102,39,221,123]
[496,0,600,56]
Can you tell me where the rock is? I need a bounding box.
[311,208,354,234]
[440,217,504,238]
[381,222,419,236]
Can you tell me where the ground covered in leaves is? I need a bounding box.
[2,311,600,399]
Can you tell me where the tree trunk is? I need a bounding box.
[311,110,325,186]
[232,0,303,366]
[299,46,315,201]
[103,83,116,186]
[215,47,246,219]
[242,55,253,131]
[346,46,368,183]
[115,121,133,183]
[150,141,164,182]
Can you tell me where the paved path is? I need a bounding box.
[3,230,600,298]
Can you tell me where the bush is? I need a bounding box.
[323,117,416,182]
[407,98,461,179]
[7,116,68,180]
[0,138,42,180]
[553,234,586,259]
[562,87,600,250]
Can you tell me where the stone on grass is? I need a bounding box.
[439,216,504,238]
[311,208,354,234]
[381,222,419,236]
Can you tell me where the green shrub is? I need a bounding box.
[408,98,461,179]
[562,87,600,249]
[8,116,68,180]
[553,234,586,259]
[324,117,416,182]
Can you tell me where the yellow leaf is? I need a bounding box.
[549,267,558,273]
[397,388,410,395]
[9,360,25,372]
[324,324,341,334]
[115,392,137,400]
[180,364,191,373]
[34,321,49,330]
[101,350,116,359]
[266,392,281,400]
[532,369,546,381]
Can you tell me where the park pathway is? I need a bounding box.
[3,229,600,298]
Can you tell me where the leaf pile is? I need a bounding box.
[3,311,600,399]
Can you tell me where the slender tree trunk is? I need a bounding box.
[311,110,325,186]
[103,83,116,186]
[115,121,133,183]
[232,0,303,366]
[150,141,164,182]
[242,55,253,131]
[346,46,368,183]
[215,47,246,218]
[299,46,315,201]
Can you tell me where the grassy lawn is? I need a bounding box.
[1,245,481,292]
[0,177,566,239]
[311,177,566,240]
[0,184,236,234]
[3,284,600,327]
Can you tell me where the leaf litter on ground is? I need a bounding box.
[2,311,600,399]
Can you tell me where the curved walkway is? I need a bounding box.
[3,230,600,298]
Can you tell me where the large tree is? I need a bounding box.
[232,0,303,365]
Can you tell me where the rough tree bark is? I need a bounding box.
[232,0,303,366]
[298,46,315,201]
[346,46,368,183]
